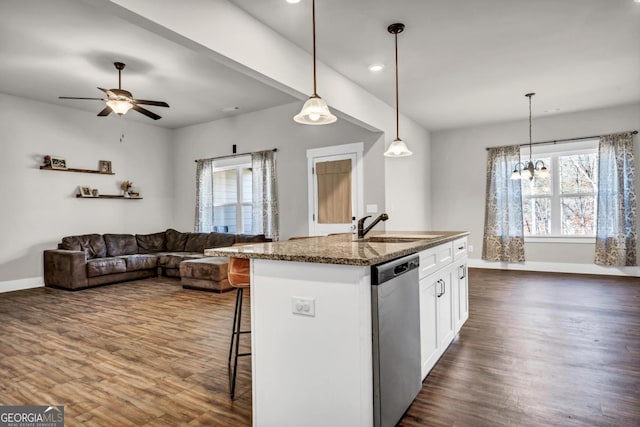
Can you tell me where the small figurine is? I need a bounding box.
[43,155,52,167]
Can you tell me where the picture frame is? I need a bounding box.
[50,156,67,170]
[98,160,112,173]
[91,188,99,197]
[79,186,93,198]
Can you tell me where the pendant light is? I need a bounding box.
[384,23,412,157]
[293,0,337,125]
[511,93,549,180]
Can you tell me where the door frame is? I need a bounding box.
[307,142,364,236]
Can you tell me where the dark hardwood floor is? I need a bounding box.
[1,270,639,426]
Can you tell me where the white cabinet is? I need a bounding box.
[453,262,469,333]
[418,242,453,279]
[418,239,468,380]
[418,266,454,379]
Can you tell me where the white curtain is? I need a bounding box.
[482,145,525,262]
[594,132,637,266]
[251,150,279,241]
[194,159,214,232]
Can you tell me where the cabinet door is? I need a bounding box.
[419,277,439,380]
[437,269,454,351]
[454,262,469,333]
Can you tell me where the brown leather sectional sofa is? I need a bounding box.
[43,228,268,291]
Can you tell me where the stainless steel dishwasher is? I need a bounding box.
[371,253,421,427]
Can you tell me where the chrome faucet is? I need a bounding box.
[357,213,389,239]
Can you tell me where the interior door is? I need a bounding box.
[310,153,357,235]
[307,143,363,236]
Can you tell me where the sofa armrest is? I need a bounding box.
[44,249,88,289]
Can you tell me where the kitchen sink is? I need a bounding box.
[356,234,443,243]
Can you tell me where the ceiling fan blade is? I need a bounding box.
[97,106,113,117]
[98,87,117,98]
[59,96,105,101]
[131,104,161,120]
[133,99,169,108]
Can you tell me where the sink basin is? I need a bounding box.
[356,234,443,243]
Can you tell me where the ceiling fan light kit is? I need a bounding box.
[59,62,169,120]
[384,23,413,157]
[293,0,337,125]
[510,92,549,181]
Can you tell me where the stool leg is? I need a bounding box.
[230,287,244,399]
[228,287,241,368]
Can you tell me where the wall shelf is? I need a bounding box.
[75,194,142,200]
[40,166,114,175]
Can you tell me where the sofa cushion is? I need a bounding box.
[136,232,166,253]
[166,229,188,251]
[206,232,236,249]
[104,234,138,257]
[86,257,126,277]
[184,233,210,253]
[235,234,268,244]
[122,254,158,272]
[60,234,107,259]
[157,252,205,269]
[180,257,229,281]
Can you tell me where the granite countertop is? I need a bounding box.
[204,231,469,266]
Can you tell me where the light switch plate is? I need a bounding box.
[292,296,315,317]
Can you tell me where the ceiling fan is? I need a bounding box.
[59,62,169,120]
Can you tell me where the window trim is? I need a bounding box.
[521,140,598,239]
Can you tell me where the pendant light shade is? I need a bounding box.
[294,0,337,125]
[384,23,412,157]
[293,95,336,125]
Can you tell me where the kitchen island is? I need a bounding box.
[205,231,469,427]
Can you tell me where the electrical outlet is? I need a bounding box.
[468,245,474,253]
[292,297,315,317]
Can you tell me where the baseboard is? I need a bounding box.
[0,277,44,293]
[468,259,640,277]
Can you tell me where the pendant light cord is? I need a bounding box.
[312,0,317,96]
[394,31,399,140]
[527,93,534,161]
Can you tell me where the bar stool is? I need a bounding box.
[228,254,251,400]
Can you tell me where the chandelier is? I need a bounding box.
[511,93,548,181]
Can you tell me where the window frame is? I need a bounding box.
[211,155,252,234]
[521,140,598,243]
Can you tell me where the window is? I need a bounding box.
[197,155,253,234]
[521,142,598,237]
[212,160,253,234]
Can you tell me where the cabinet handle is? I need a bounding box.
[458,246,465,250]
[442,280,446,296]
[436,279,444,298]
[458,265,466,280]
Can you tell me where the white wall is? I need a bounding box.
[171,102,382,240]
[0,93,174,290]
[99,0,433,231]
[431,102,640,274]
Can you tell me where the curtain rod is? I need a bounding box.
[195,148,277,163]
[485,130,638,151]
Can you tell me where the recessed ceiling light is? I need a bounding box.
[368,64,384,72]
[286,0,301,4]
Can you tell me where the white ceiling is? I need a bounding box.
[0,0,296,129]
[1,0,638,131]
